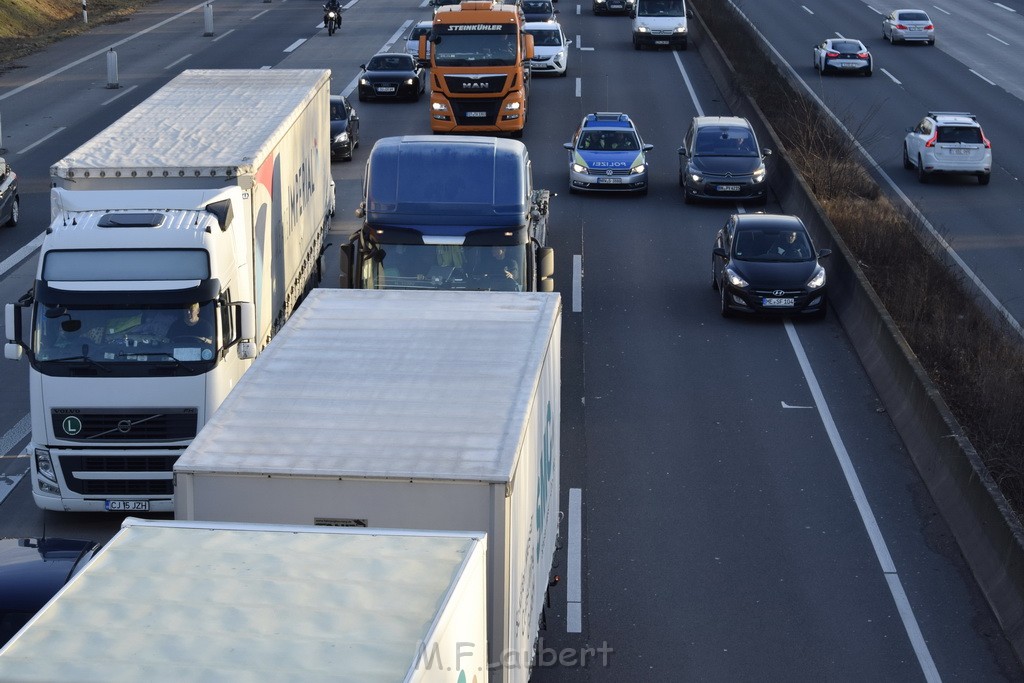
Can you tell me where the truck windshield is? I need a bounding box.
[433,32,519,67]
[33,302,218,369]
[638,0,685,16]
[365,244,527,292]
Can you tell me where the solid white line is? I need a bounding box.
[165,53,192,70]
[881,68,902,84]
[0,232,45,278]
[970,69,997,85]
[0,1,210,103]
[801,5,814,14]
[572,254,583,313]
[672,51,703,116]
[994,2,1016,12]
[784,321,940,682]
[284,38,306,53]
[0,413,30,457]
[101,84,139,106]
[866,5,883,15]
[932,5,951,15]
[16,127,65,155]
[567,487,582,632]
[252,9,270,20]
[212,28,237,43]
[986,33,1010,46]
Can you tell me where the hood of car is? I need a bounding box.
[532,44,565,58]
[731,259,819,288]
[689,155,761,175]
[362,69,415,80]
[330,119,350,135]
[0,538,98,612]
[574,149,644,169]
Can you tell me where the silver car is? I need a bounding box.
[903,111,992,185]
[882,9,935,45]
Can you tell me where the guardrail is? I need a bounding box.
[690,6,1024,662]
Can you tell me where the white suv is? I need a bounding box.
[903,111,991,185]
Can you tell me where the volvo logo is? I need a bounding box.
[117,419,133,433]
[772,290,786,297]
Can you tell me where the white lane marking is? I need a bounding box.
[932,5,951,15]
[671,51,703,116]
[212,28,237,43]
[577,35,595,50]
[575,77,582,98]
[994,2,1016,11]
[986,33,1010,46]
[0,232,45,278]
[101,84,139,106]
[881,68,902,84]
[165,53,192,70]
[577,4,581,14]
[0,1,210,103]
[567,487,582,632]
[284,38,306,52]
[970,69,997,85]
[252,9,270,19]
[572,254,582,313]
[784,320,941,682]
[865,5,883,15]
[781,401,813,409]
[0,414,30,458]
[801,5,813,14]
[16,127,66,155]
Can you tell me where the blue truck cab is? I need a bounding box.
[343,136,554,292]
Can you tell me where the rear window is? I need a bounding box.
[898,11,929,21]
[937,126,983,144]
[832,41,863,53]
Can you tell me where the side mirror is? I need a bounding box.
[762,148,772,157]
[817,248,833,259]
[359,64,366,70]
[713,247,727,258]
[563,142,574,150]
[566,39,573,47]
[629,9,636,18]
[236,302,257,360]
[4,303,25,361]
[643,144,654,152]
[677,146,687,156]
[536,247,555,292]
[339,243,354,289]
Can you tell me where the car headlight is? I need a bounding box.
[637,25,650,33]
[807,267,826,290]
[555,51,565,61]
[675,26,687,33]
[432,102,449,112]
[405,78,416,86]
[504,101,521,111]
[571,163,587,174]
[752,165,766,183]
[595,0,606,4]
[688,171,703,183]
[359,78,369,86]
[632,163,646,174]
[334,132,349,143]
[725,267,748,288]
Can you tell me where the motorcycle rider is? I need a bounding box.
[323,0,342,32]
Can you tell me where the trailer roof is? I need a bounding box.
[175,289,561,482]
[51,69,330,179]
[0,520,484,681]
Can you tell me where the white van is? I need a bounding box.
[631,0,691,50]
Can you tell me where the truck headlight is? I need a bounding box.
[504,101,521,111]
[35,447,59,485]
[432,102,449,112]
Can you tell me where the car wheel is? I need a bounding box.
[929,38,935,46]
[719,285,733,318]
[917,156,929,184]
[678,169,685,187]
[902,145,913,170]
[979,173,991,186]
[683,190,693,205]
[5,198,18,227]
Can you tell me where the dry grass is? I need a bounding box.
[0,0,156,69]
[691,0,1024,517]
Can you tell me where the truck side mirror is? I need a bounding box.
[523,34,534,61]
[5,303,24,361]
[536,247,554,292]
[339,243,354,289]
[236,302,257,360]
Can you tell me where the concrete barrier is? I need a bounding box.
[691,7,1024,662]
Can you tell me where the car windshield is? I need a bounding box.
[638,0,685,16]
[937,126,983,144]
[733,228,813,262]
[694,126,758,156]
[433,30,518,66]
[898,11,929,21]
[523,1,551,11]
[363,243,528,292]
[528,30,562,46]
[329,102,348,120]
[368,55,411,70]
[831,40,863,53]
[578,130,639,151]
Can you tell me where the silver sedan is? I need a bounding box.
[882,9,935,45]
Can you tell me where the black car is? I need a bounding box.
[521,0,557,22]
[0,157,18,228]
[329,95,360,161]
[593,0,633,14]
[0,537,100,645]
[712,213,830,318]
[357,53,427,102]
[679,116,771,205]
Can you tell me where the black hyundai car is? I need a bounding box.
[712,213,830,318]
[357,53,427,102]
[0,537,100,645]
[329,95,360,161]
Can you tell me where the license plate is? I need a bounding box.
[597,177,622,184]
[466,111,486,118]
[762,297,795,308]
[949,148,972,155]
[654,40,670,45]
[376,86,396,92]
[717,185,740,192]
[105,499,150,511]
[840,63,857,69]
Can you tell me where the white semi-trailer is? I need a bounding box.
[3,69,334,513]
[174,288,562,683]
[0,518,489,682]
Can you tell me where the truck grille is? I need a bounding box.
[444,74,507,94]
[59,455,178,495]
[51,408,198,442]
[450,98,502,125]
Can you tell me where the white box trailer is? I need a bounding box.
[4,69,334,513]
[0,519,488,683]
[174,289,562,683]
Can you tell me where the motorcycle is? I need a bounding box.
[323,5,340,36]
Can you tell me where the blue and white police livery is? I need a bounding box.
[563,112,653,195]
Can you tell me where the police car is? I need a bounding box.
[563,112,653,195]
